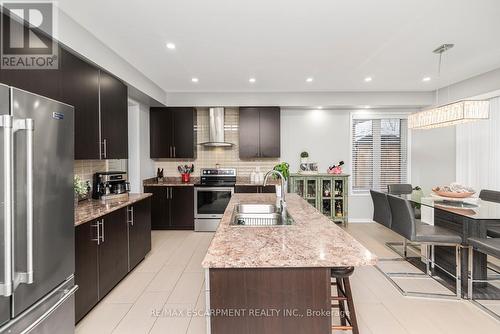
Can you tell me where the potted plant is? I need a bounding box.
[273,162,290,196]
[300,151,309,164]
[74,176,87,206]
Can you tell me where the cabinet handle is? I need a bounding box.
[173,146,176,158]
[166,188,169,199]
[128,206,134,226]
[169,187,173,199]
[169,146,172,158]
[91,220,100,245]
[101,219,105,243]
[102,139,107,159]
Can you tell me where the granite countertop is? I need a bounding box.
[143,176,279,187]
[202,193,377,269]
[75,193,152,227]
[143,177,198,186]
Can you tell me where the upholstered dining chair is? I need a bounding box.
[479,189,500,238]
[383,195,464,299]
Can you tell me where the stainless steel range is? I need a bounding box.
[194,168,236,232]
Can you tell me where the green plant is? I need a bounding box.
[300,151,309,158]
[273,162,290,180]
[74,176,87,197]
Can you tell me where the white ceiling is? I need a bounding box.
[58,0,500,93]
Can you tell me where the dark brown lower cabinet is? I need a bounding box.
[98,208,129,298]
[128,198,152,270]
[75,221,99,323]
[209,268,330,334]
[75,198,152,323]
[235,185,276,193]
[171,187,194,229]
[145,186,194,230]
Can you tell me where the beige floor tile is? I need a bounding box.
[356,302,409,334]
[76,303,131,334]
[168,272,205,304]
[102,271,156,304]
[79,226,500,334]
[186,315,208,334]
[146,265,185,292]
[112,291,171,334]
[149,303,193,334]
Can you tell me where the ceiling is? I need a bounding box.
[58,0,500,93]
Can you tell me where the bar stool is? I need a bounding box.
[331,267,359,334]
[467,237,500,320]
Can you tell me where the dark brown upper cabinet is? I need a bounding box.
[60,48,100,159]
[239,107,280,159]
[150,107,196,159]
[61,50,128,160]
[99,70,128,159]
[0,11,62,101]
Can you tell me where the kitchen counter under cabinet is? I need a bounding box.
[74,194,152,323]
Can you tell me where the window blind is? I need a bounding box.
[352,117,408,192]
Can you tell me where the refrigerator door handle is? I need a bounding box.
[14,118,35,285]
[0,115,13,297]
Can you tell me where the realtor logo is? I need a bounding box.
[1,1,58,69]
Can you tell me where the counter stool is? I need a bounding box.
[331,267,359,334]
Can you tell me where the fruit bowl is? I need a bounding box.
[432,188,475,198]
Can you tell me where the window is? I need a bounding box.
[351,116,408,193]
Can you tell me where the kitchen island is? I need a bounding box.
[202,193,377,334]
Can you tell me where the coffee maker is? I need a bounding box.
[92,171,130,199]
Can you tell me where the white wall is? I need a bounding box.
[456,97,500,192]
[280,108,457,221]
[128,100,155,192]
[166,91,434,108]
[411,127,457,193]
[53,7,166,106]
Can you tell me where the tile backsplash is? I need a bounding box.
[153,107,280,177]
[74,159,128,184]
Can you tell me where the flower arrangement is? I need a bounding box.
[328,161,344,174]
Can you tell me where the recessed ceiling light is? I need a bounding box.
[422,76,431,82]
[306,77,314,83]
[317,106,323,109]
[191,77,199,83]
[249,78,256,83]
[166,42,176,50]
[364,76,373,82]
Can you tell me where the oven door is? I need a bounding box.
[194,187,234,219]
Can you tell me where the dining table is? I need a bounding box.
[408,194,500,299]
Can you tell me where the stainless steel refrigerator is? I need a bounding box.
[0,84,76,333]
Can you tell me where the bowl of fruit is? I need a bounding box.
[432,183,475,199]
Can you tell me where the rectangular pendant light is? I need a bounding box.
[408,100,489,129]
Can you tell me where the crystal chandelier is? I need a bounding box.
[408,44,489,129]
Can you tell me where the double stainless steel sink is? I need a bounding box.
[230,204,294,227]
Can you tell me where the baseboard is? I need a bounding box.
[348,219,374,224]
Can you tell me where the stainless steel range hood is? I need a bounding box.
[200,107,234,147]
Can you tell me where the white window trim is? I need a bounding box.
[349,111,412,196]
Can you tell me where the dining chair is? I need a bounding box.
[379,195,464,299]
[370,190,392,228]
[479,189,500,238]
[387,184,413,196]
[467,237,500,321]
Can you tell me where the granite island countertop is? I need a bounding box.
[202,193,377,268]
[74,193,152,226]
